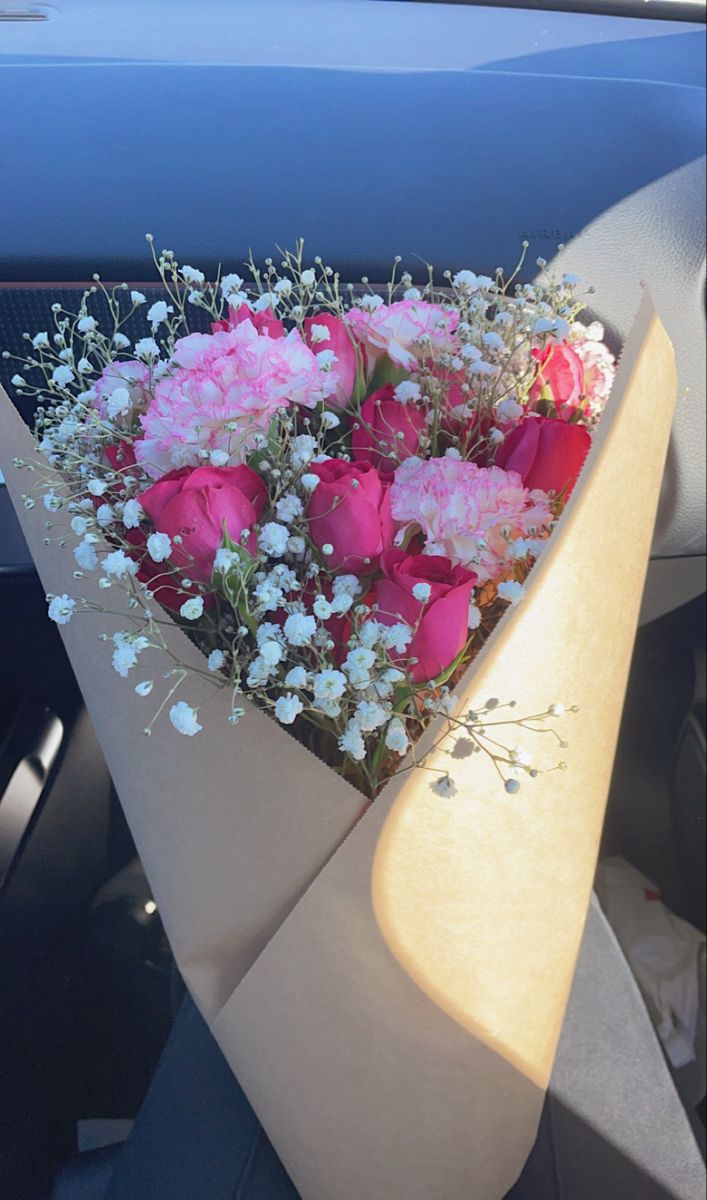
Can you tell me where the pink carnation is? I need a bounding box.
[390,456,552,583]
[135,319,333,479]
[93,360,150,417]
[573,325,615,416]
[345,300,458,370]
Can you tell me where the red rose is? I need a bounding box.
[530,343,585,419]
[306,459,394,575]
[418,361,494,462]
[104,440,137,473]
[304,313,359,409]
[139,464,267,583]
[212,303,286,339]
[442,387,495,463]
[96,440,138,503]
[122,526,190,613]
[495,416,591,499]
[373,550,478,684]
[351,384,426,476]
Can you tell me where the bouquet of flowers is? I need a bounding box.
[0,247,675,1200]
[8,242,615,798]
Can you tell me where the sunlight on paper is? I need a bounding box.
[372,301,677,1087]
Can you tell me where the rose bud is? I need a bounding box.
[373,550,478,684]
[139,464,267,582]
[306,459,394,575]
[304,313,359,409]
[351,384,427,476]
[494,416,591,499]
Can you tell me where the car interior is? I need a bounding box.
[0,2,705,1197]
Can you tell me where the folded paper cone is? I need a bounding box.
[0,291,676,1199]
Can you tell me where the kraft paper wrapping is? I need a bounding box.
[0,292,676,1199]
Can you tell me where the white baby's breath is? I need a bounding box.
[338,722,366,761]
[180,596,205,621]
[258,523,290,558]
[112,631,150,677]
[284,613,317,647]
[135,337,160,360]
[48,594,76,624]
[147,532,171,562]
[147,300,173,326]
[385,719,409,755]
[102,550,138,578]
[497,581,525,605]
[96,504,115,528]
[274,693,304,725]
[106,388,132,419]
[169,701,202,736]
[122,499,144,530]
[52,365,75,387]
[74,539,98,571]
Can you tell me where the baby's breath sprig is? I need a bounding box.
[399,697,577,798]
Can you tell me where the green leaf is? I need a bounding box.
[213,525,257,634]
[428,637,475,689]
[247,416,281,472]
[350,348,369,408]
[397,523,423,553]
[368,354,409,394]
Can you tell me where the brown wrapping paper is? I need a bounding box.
[0,291,676,1198]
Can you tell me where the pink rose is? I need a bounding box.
[495,416,591,500]
[351,384,426,476]
[304,313,359,409]
[212,302,286,339]
[372,550,478,683]
[306,459,394,574]
[530,343,585,420]
[345,299,459,370]
[531,329,615,421]
[139,464,267,582]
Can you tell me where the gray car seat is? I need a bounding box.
[51,898,705,1200]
